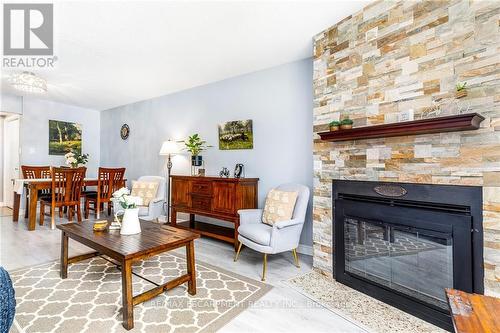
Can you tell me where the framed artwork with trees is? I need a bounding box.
[48,120,82,155]
[218,120,253,150]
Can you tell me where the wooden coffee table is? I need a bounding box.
[57,220,200,330]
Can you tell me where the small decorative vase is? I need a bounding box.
[340,124,353,130]
[110,210,123,230]
[329,125,340,131]
[191,155,203,167]
[120,208,141,235]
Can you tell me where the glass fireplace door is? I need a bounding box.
[333,181,479,331]
[344,217,454,310]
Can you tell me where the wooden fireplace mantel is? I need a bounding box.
[318,113,484,142]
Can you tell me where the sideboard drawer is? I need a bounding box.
[191,195,212,210]
[191,181,212,195]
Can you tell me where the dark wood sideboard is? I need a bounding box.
[170,175,259,250]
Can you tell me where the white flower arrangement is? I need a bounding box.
[112,187,143,209]
[64,150,89,168]
[64,152,78,166]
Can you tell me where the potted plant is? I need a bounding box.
[456,81,467,99]
[112,187,143,235]
[340,117,354,130]
[64,151,89,168]
[184,134,212,167]
[329,120,341,131]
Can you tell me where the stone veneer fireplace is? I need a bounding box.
[312,0,500,304]
[333,180,483,330]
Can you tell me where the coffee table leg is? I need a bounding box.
[60,232,68,279]
[186,240,196,295]
[121,260,134,330]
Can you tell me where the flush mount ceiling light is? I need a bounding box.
[9,71,47,93]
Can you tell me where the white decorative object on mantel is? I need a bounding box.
[420,98,471,120]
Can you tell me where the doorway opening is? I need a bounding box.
[1,112,21,212]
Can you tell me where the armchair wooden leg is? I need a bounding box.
[292,248,300,268]
[262,253,267,282]
[234,242,243,262]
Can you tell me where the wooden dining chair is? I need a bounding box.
[21,165,51,218]
[40,167,87,229]
[85,167,126,218]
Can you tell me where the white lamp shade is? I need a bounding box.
[159,140,180,155]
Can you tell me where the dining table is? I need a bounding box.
[12,178,126,231]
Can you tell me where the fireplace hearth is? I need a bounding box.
[333,180,483,331]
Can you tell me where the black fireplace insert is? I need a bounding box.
[333,180,483,331]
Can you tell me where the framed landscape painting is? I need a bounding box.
[49,120,82,155]
[218,120,253,150]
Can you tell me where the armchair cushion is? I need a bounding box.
[238,223,272,246]
[262,189,298,226]
[131,181,159,206]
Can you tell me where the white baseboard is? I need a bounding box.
[297,244,313,256]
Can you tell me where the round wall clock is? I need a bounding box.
[120,124,130,140]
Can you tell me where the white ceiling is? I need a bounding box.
[1,0,368,110]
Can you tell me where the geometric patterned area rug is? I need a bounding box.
[287,271,446,333]
[9,253,272,333]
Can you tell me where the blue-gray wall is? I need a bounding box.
[20,97,101,176]
[1,94,100,207]
[1,94,101,174]
[100,59,314,248]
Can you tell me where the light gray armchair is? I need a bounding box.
[235,183,310,281]
[114,176,166,222]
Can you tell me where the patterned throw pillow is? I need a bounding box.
[131,181,159,206]
[262,189,298,225]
